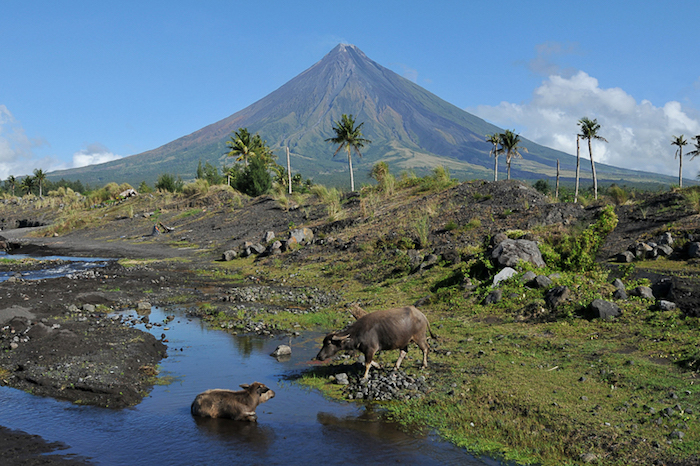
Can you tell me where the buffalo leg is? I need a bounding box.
[394,347,409,369]
[416,338,429,369]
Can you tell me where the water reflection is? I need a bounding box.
[192,416,276,453]
[231,334,267,356]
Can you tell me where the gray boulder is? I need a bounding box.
[221,250,237,261]
[545,286,570,309]
[630,286,655,300]
[270,344,292,358]
[658,232,673,246]
[612,278,625,292]
[493,267,517,286]
[263,231,275,243]
[491,239,545,268]
[656,244,673,257]
[483,289,503,305]
[289,227,314,244]
[590,299,621,320]
[616,251,635,263]
[418,254,439,272]
[657,300,677,311]
[528,275,552,289]
[521,271,537,283]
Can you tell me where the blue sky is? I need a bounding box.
[2,0,700,181]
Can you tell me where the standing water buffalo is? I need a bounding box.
[315,305,436,379]
[191,382,275,421]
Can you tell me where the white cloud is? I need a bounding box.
[469,71,700,178]
[0,105,39,179]
[72,143,122,168]
[0,105,124,180]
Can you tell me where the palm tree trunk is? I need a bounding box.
[494,154,498,182]
[679,148,683,188]
[574,135,580,203]
[556,159,560,200]
[347,148,355,192]
[589,139,598,200]
[506,153,511,180]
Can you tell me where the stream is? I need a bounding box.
[0,259,500,465]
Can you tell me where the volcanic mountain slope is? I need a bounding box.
[48,44,678,189]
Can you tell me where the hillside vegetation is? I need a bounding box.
[2,173,700,465]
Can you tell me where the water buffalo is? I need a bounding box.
[315,305,436,379]
[191,382,275,421]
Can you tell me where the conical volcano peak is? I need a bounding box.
[323,43,371,65]
[47,44,674,189]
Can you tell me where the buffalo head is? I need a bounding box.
[240,382,275,403]
[315,333,351,361]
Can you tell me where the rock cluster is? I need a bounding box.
[341,369,430,401]
[616,232,700,262]
[221,227,316,261]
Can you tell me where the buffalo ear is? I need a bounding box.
[239,383,250,389]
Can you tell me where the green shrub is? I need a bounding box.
[551,204,618,271]
[232,156,271,197]
[155,173,184,193]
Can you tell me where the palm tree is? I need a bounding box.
[499,129,528,180]
[33,168,46,197]
[6,175,16,196]
[687,135,700,163]
[486,133,502,181]
[226,128,258,166]
[671,135,688,188]
[325,114,371,191]
[20,176,35,195]
[574,134,581,203]
[578,117,607,200]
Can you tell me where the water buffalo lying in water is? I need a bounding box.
[191,382,275,421]
[315,305,436,379]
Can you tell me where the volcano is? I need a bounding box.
[48,44,675,188]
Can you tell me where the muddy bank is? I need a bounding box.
[0,426,93,465]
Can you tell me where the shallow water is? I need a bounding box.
[0,251,112,282]
[0,306,497,466]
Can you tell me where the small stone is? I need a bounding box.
[270,344,292,358]
[670,430,684,440]
[334,373,349,385]
[657,300,676,311]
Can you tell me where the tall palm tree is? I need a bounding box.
[574,134,581,203]
[226,128,258,166]
[325,114,371,191]
[671,135,688,188]
[486,133,502,181]
[6,175,16,196]
[499,129,528,180]
[578,117,607,200]
[33,168,46,197]
[20,176,35,195]
[686,135,700,164]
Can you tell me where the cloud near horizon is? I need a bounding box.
[469,70,700,179]
[0,105,123,180]
[72,143,123,168]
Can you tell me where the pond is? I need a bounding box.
[0,306,499,465]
